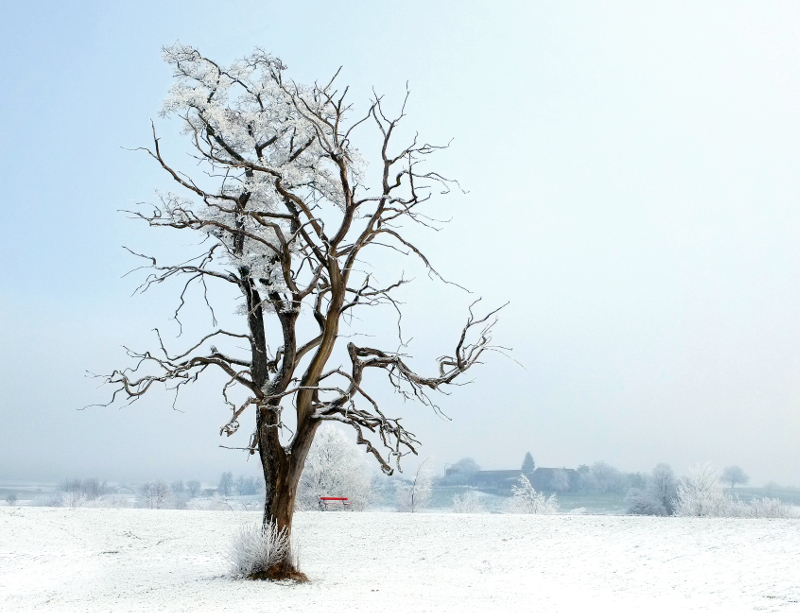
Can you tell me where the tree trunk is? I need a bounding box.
[254,408,318,581]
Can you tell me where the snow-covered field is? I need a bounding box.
[1,507,799,612]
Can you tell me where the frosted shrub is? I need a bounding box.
[627,489,669,516]
[739,497,798,519]
[186,480,202,498]
[227,522,300,580]
[34,493,65,507]
[673,463,730,517]
[673,463,799,518]
[105,494,132,508]
[297,425,373,511]
[627,464,678,516]
[452,490,485,513]
[188,494,233,511]
[508,475,559,514]
[210,494,234,511]
[85,494,131,509]
[62,491,88,509]
[173,494,189,510]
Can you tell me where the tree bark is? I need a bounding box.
[255,408,317,580]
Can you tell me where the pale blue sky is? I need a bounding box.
[2,1,800,485]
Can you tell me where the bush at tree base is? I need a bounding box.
[227,522,303,581]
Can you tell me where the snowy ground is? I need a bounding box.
[1,508,799,612]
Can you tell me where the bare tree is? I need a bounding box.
[721,465,749,490]
[139,480,171,509]
[218,472,234,496]
[186,480,201,498]
[94,45,501,579]
[236,476,259,496]
[521,452,535,475]
[396,459,433,513]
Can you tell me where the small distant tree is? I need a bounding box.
[236,476,259,496]
[397,459,433,513]
[140,480,172,509]
[218,472,235,497]
[721,465,749,489]
[649,463,678,514]
[521,452,535,474]
[171,480,185,495]
[153,481,171,508]
[139,483,154,508]
[186,480,201,497]
[508,474,558,514]
[5,493,18,507]
[81,478,110,500]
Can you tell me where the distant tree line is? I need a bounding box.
[216,473,261,497]
[435,454,796,518]
[439,454,649,495]
[21,472,264,510]
[61,478,111,500]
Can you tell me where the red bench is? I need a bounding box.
[319,496,352,510]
